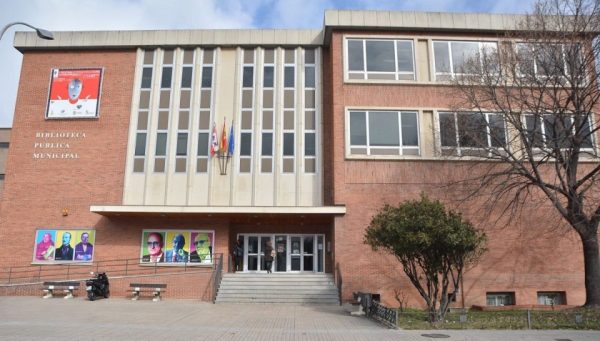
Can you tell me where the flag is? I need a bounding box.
[220,118,227,153]
[228,120,235,156]
[210,122,218,157]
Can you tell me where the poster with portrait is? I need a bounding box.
[54,230,77,261]
[32,229,95,263]
[73,230,95,262]
[45,68,103,119]
[140,229,214,265]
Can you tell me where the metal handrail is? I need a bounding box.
[211,253,224,303]
[335,262,343,305]
[0,254,222,285]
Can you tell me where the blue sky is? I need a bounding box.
[0,0,537,127]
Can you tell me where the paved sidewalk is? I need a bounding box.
[0,296,599,340]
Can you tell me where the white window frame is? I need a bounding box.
[347,109,420,156]
[486,292,515,306]
[433,40,499,81]
[438,111,507,157]
[537,291,566,305]
[345,38,416,81]
[516,42,584,80]
[522,113,596,153]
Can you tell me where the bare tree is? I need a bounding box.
[447,0,600,307]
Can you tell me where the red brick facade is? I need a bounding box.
[0,27,595,308]
[326,30,588,307]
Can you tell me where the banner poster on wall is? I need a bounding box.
[32,229,95,263]
[45,68,103,119]
[140,230,214,265]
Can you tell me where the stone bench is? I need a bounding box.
[42,281,80,299]
[129,283,167,302]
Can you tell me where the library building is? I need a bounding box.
[0,10,592,307]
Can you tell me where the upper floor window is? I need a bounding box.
[524,114,594,150]
[346,39,415,81]
[516,43,583,80]
[348,110,419,156]
[433,40,498,81]
[439,112,506,156]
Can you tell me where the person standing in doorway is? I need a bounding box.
[264,240,274,274]
[232,238,243,272]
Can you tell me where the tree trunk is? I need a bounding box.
[581,228,600,307]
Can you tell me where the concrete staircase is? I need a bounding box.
[215,273,340,304]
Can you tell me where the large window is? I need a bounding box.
[516,43,583,79]
[346,38,415,81]
[439,112,506,156]
[348,110,419,156]
[433,40,498,81]
[524,114,594,150]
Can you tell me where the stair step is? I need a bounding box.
[217,291,339,296]
[216,273,339,304]
[215,297,340,304]
[218,288,338,293]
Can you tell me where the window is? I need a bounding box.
[439,112,506,156]
[433,40,498,80]
[517,43,583,79]
[537,291,566,305]
[0,142,9,148]
[237,48,255,173]
[346,38,415,80]
[197,49,214,173]
[348,110,419,156]
[486,292,515,306]
[176,49,194,173]
[282,49,296,173]
[304,49,317,173]
[524,114,594,150]
[133,49,155,172]
[259,49,274,173]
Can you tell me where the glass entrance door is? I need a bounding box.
[244,235,273,272]
[275,235,287,272]
[240,234,325,273]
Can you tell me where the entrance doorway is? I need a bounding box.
[239,234,325,273]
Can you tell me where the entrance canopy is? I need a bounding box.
[90,205,346,223]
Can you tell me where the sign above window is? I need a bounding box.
[45,68,103,119]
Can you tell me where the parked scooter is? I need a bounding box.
[86,272,110,301]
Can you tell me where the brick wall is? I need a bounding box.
[328,30,589,308]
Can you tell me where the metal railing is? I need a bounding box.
[0,254,223,285]
[335,262,343,305]
[211,253,224,303]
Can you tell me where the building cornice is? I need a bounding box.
[13,29,324,51]
[15,10,586,51]
[90,205,346,216]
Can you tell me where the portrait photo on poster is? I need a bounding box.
[45,68,103,119]
[139,229,214,265]
[32,229,95,264]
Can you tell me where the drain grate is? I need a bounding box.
[421,334,450,338]
[555,339,573,341]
